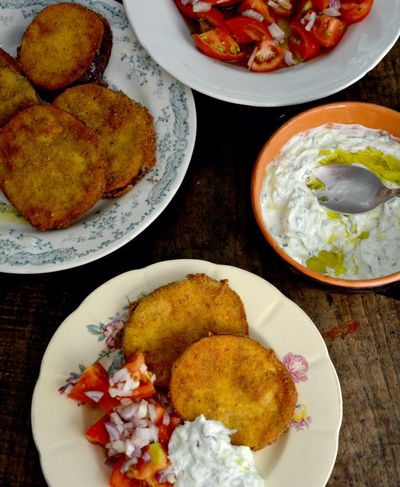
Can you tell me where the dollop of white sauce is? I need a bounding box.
[168,415,263,487]
[261,123,400,279]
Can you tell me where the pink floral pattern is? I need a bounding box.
[292,404,312,431]
[283,352,309,383]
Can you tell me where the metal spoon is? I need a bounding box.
[311,164,400,214]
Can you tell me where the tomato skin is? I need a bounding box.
[249,39,285,72]
[68,363,109,404]
[85,415,109,446]
[340,0,373,24]
[237,0,276,25]
[311,0,330,10]
[198,8,226,31]
[110,460,142,487]
[173,0,197,19]
[193,27,245,61]
[288,20,321,60]
[312,15,346,47]
[226,16,271,44]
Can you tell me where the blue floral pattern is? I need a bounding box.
[0,0,194,273]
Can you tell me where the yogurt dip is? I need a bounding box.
[168,415,263,487]
[261,123,400,279]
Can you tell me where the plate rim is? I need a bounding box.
[31,258,343,487]
[122,0,400,107]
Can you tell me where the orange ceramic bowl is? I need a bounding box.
[251,102,400,290]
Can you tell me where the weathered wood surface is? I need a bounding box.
[0,36,399,487]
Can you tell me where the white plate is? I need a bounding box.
[32,259,342,487]
[0,0,196,274]
[123,0,400,107]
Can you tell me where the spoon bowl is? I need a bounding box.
[312,164,400,214]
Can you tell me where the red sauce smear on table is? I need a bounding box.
[323,320,361,340]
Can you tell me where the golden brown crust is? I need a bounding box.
[53,83,156,196]
[0,63,39,127]
[123,274,249,387]
[19,3,111,91]
[170,335,297,450]
[0,47,21,72]
[0,105,106,230]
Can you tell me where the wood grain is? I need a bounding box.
[0,35,399,487]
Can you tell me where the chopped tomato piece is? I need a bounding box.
[98,393,120,414]
[68,363,109,404]
[237,0,276,25]
[128,443,169,481]
[312,15,346,47]
[173,0,198,19]
[311,0,330,10]
[288,20,321,60]
[193,27,245,61]
[85,415,109,446]
[248,39,285,72]
[226,16,271,44]
[110,460,141,487]
[340,0,373,24]
[158,413,183,446]
[198,8,226,31]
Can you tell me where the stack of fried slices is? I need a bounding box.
[0,3,156,231]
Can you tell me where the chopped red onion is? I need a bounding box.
[157,465,176,484]
[180,0,191,5]
[142,452,151,463]
[148,403,157,422]
[120,456,138,474]
[110,439,126,453]
[105,422,121,442]
[268,0,280,8]
[84,390,104,403]
[139,363,147,373]
[137,399,148,419]
[329,0,341,8]
[110,367,130,386]
[119,403,138,421]
[110,412,123,425]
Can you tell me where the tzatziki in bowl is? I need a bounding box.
[252,102,400,289]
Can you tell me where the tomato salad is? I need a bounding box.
[67,352,181,486]
[173,0,374,72]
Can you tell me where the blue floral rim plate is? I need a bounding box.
[31,259,342,487]
[0,0,196,274]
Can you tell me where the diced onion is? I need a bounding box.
[84,390,104,403]
[241,9,264,22]
[268,0,280,8]
[323,7,341,16]
[329,0,341,8]
[192,1,212,12]
[268,23,286,42]
[162,411,171,426]
[120,456,138,474]
[277,0,292,9]
[304,11,316,31]
[284,50,296,66]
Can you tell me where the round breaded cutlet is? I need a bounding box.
[19,3,112,91]
[0,105,106,230]
[0,64,39,127]
[123,274,248,388]
[170,335,297,450]
[53,83,156,197]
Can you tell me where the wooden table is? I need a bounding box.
[1,33,399,487]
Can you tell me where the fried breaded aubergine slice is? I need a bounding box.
[0,105,106,230]
[170,335,297,450]
[53,83,156,197]
[0,48,39,127]
[123,274,248,387]
[19,3,112,92]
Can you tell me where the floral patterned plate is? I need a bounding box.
[31,259,342,487]
[0,0,196,274]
